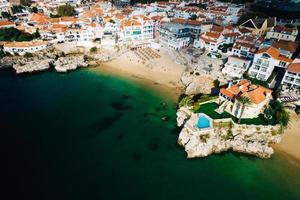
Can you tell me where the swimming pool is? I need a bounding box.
[197,114,211,129]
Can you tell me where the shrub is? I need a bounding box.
[213,79,220,89]
[24,52,33,58]
[90,47,98,54]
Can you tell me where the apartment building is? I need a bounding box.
[3,41,48,55]
[158,22,190,50]
[266,25,298,42]
[282,58,300,92]
[248,46,293,81]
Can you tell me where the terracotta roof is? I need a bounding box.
[151,16,163,21]
[4,41,48,48]
[220,80,272,104]
[273,25,295,33]
[223,32,241,37]
[211,25,224,33]
[205,32,220,39]
[60,17,77,22]
[172,18,201,26]
[256,46,293,63]
[30,13,49,24]
[0,20,15,27]
[272,40,297,53]
[287,60,300,73]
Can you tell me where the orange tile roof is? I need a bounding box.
[211,25,224,33]
[0,20,15,27]
[205,32,220,39]
[60,17,77,22]
[4,41,48,48]
[256,46,293,63]
[31,13,49,24]
[287,60,300,73]
[220,80,272,104]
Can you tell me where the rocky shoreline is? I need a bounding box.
[176,106,282,159]
[0,46,125,74]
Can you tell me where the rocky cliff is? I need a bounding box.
[176,106,282,159]
[54,56,88,73]
[181,71,214,95]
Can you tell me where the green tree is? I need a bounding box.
[32,7,38,13]
[237,96,252,124]
[90,47,98,54]
[57,5,75,17]
[20,0,32,7]
[277,109,290,128]
[0,27,37,41]
[179,96,193,107]
[189,14,197,20]
[1,11,11,18]
[213,79,220,89]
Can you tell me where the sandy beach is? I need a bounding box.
[273,111,300,165]
[90,48,186,101]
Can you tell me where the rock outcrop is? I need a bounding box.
[181,71,214,95]
[177,106,282,159]
[13,58,53,74]
[54,56,88,73]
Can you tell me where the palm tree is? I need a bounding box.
[237,96,251,124]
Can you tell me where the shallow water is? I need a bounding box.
[1,69,300,200]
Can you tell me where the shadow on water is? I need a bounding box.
[89,114,123,136]
[132,152,142,161]
[148,143,160,151]
[120,94,135,100]
[111,101,133,111]
[116,133,124,141]
[213,150,259,161]
[169,126,183,135]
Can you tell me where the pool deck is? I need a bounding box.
[185,113,214,134]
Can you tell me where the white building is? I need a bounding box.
[248,46,293,81]
[282,58,300,92]
[218,80,273,119]
[158,22,190,50]
[0,0,10,14]
[222,56,251,79]
[266,25,298,42]
[120,15,154,43]
[230,35,263,59]
[194,31,223,51]
[3,41,48,55]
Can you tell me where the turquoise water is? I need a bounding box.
[1,68,300,200]
[197,114,211,129]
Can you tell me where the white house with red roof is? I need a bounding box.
[282,58,300,92]
[218,80,273,119]
[3,41,49,55]
[230,35,263,59]
[266,25,298,42]
[248,46,293,81]
[194,25,238,51]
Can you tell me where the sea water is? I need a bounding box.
[1,69,300,200]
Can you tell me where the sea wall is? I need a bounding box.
[177,106,282,159]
